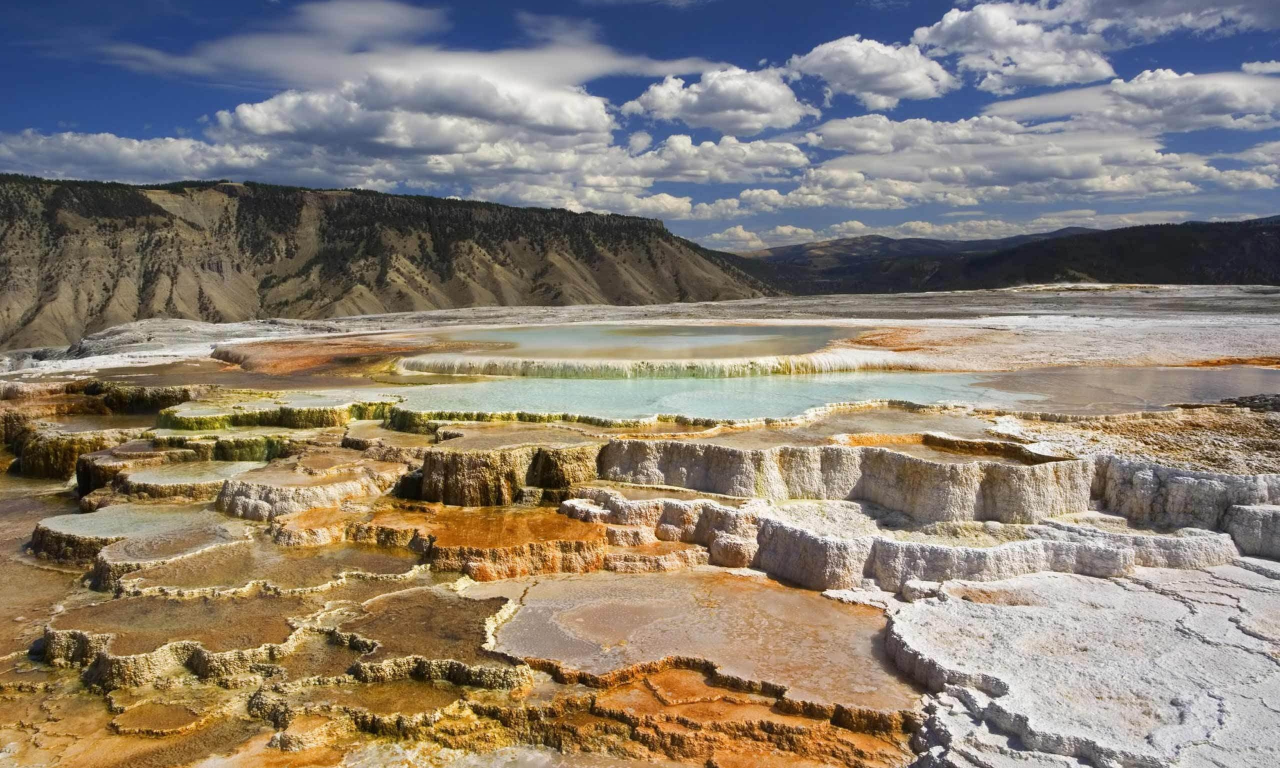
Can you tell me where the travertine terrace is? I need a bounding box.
[0,286,1278,767]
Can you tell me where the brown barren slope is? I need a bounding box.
[0,176,768,349]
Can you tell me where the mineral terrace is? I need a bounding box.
[0,286,1277,768]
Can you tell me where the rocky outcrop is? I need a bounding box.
[42,623,300,691]
[152,432,299,463]
[598,440,1090,523]
[0,382,221,484]
[92,529,250,592]
[563,487,1238,593]
[420,444,599,507]
[346,655,533,691]
[561,488,673,526]
[158,400,395,431]
[868,537,1132,593]
[1,393,108,448]
[1032,518,1239,569]
[1223,504,1280,559]
[753,520,876,591]
[218,474,397,522]
[30,519,127,563]
[12,425,146,479]
[603,544,711,573]
[754,518,1137,593]
[1093,454,1280,529]
[341,423,435,464]
[386,406,689,434]
[217,454,407,521]
[76,441,201,497]
[562,488,758,570]
[116,461,267,501]
[29,502,248,583]
[71,382,214,414]
[0,381,71,401]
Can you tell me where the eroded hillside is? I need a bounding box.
[0,177,767,349]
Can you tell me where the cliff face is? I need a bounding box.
[0,176,767,349]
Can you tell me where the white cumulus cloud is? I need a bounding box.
[788,35,958,110]
[987,69,1280,133]
[622,68,819,136]
[913,3,1115,94]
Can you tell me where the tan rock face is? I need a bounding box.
[1223,504,1280,558]
[1094,454,1280,529]
[420,505,607,581]
[419,443,600,506]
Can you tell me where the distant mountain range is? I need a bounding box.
[727,217,1280,295]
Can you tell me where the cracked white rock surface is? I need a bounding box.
[890,567,1280,768]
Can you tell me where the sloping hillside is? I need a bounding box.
[945,221,1280,288]
[748,228,1094,268]
[0,176,767,349]
[732,220,1280,295]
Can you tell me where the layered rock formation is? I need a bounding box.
[217,452,407,521]
[417,505,608,581]
[159,397,395,431]
[1094,453,1280,529]
[11,424,144,479]
[562,487,1239,593]
[399,344,913,379]
[7,348,1280,768]
[419,442,600,506]
[598,439,1090,522]
[1224,504,1280,558]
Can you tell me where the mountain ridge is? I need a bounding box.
[0,175,769,349]
[727,218,1280,295]
[744,227,1099,266]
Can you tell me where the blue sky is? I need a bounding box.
[3,0,1279,250]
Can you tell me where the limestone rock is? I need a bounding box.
[217,453,407,521]
[598,440,1091,524]
[1223,504,1280,559]
[888,569,1280,768]
[1093,454,1280,529]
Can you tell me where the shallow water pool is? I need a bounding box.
[436,323,853,361]
[391,365,1280,420]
